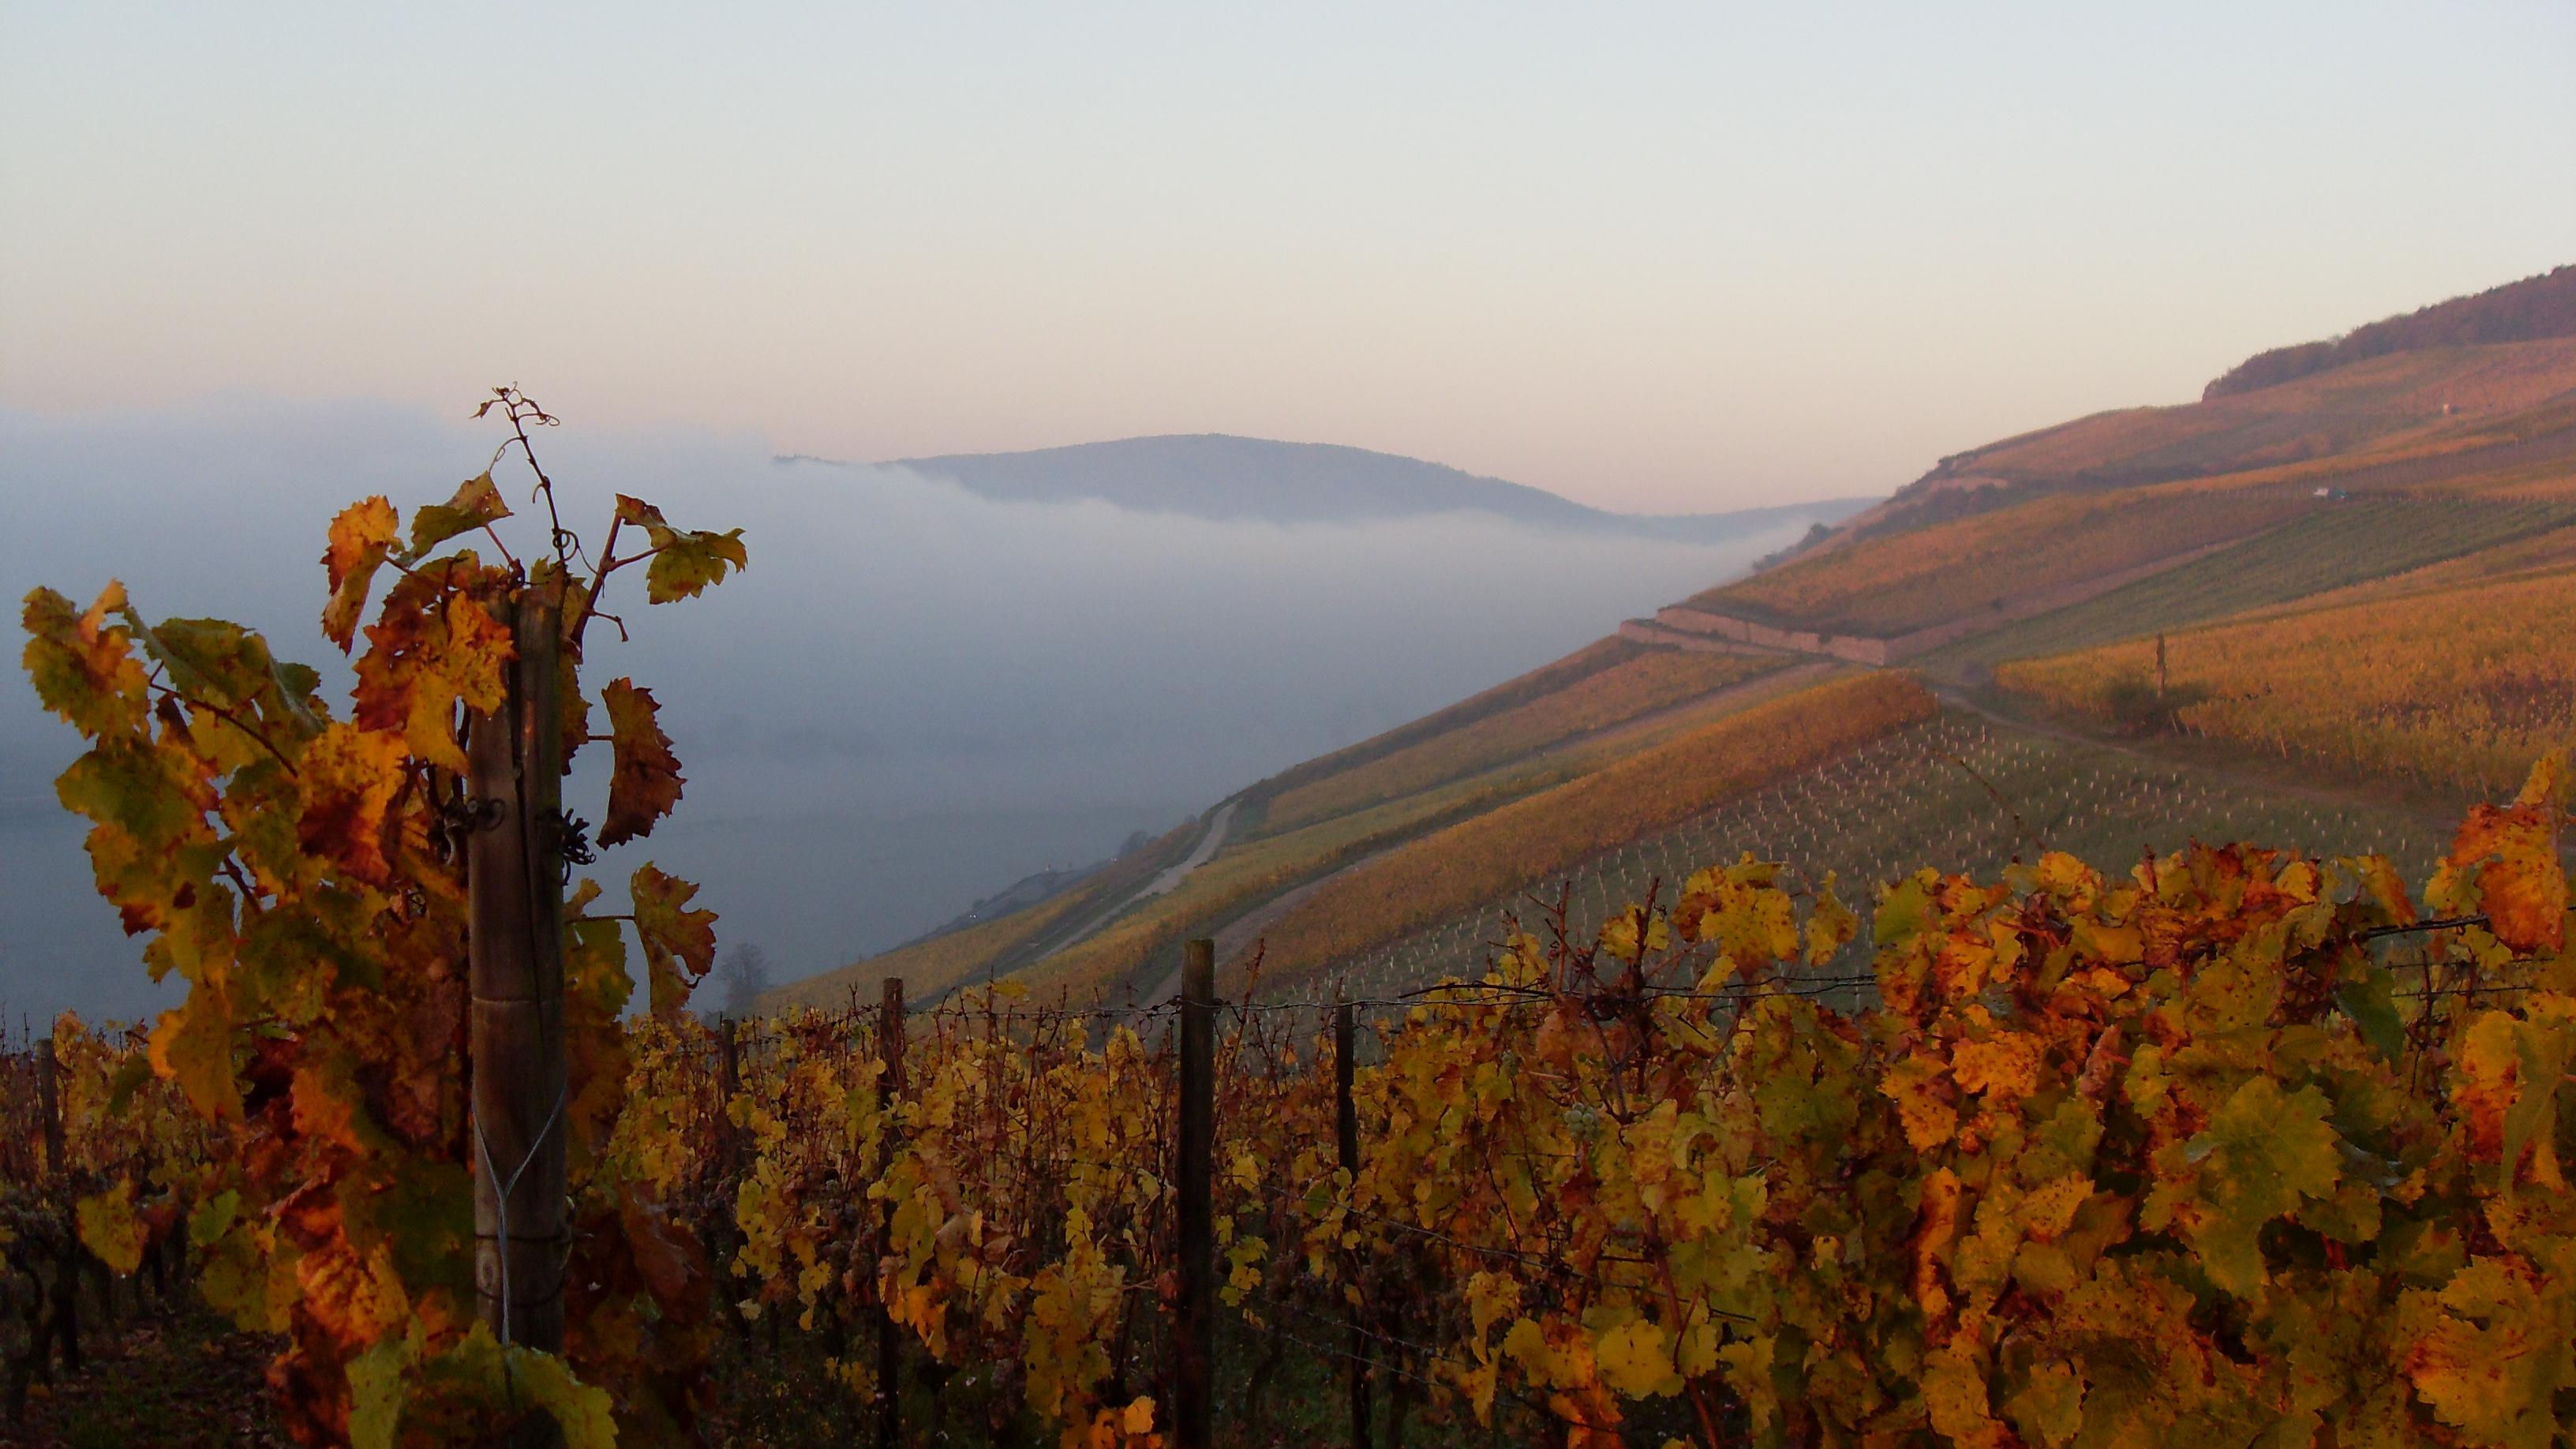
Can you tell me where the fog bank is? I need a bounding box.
[0,400,1818,1022]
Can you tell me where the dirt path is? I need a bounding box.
[1020,799,1239,969]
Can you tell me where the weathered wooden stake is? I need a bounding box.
[876,976,907,1449]
[36,1044,77,1375]
[468,592,569,1370]
[34,1046,63,1180]
[1175,939,1217,1449]
[717,1017,743,1174]
[1336,990,1370,1448]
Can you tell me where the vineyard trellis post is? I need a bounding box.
[1335,989,1370,1449]
[717,1017,743,1176]
[34,1044,63,1180]
[1175,938,1216,1449]
[34,1042,77,1376]
[875,975,907,1449]
[466,590,570,1371]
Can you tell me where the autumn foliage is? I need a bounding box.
[489,757,2576,1446]
[1261,649,1778,833]
[1248,671,1935,984]
[17,402,2576,1447]
[1997,567,2576,796]
[18,391,745,1445]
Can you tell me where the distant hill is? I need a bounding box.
[2205,264,2576,399]
[1664,264,2576,663]
[1797,267,2576,551]
[828,433,1872,543]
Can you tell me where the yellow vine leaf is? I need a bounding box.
[75,1178,145,1275]
[1593,1317,1681,1398]
[320,498,399,652]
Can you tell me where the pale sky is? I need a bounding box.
[3,2,2570,513]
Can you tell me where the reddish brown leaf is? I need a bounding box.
[2447,756,2565,955]
[294,724,407,884]
[617,1191,709,1321]
[631,863,717,1019]
[598,678,683,847]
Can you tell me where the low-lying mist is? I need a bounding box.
[0,400,1824,1022]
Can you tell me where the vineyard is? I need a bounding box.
[1008,745,1615,1006]
[1241,637,1646,811]
[1996,567,2576,799]
[1234,673,1935,989]
[10,767,2574,1445]
[831,663,1836,1015]
[9,397,2576,1448]
[1316,710,2459,1009]
[769,880,1094,1011]
[1692,486,2310,637]
[1943,336,2576,488]
[1917,497,2576,683]
[774,640,1697,1013]
[1256,650,1780,836]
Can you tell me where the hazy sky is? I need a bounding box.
[3,2,2571,511]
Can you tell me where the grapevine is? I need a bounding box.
[10,399,2575,1446]
[19,387,745,1445]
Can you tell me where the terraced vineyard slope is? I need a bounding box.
[1319,708,2455,1007]
[1997,564,2576,797]
[914,262,2576,1028]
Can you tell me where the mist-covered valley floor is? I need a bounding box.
[0,399,1837,1023]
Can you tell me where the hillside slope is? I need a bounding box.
[2206,263,2576,399]
[782,264,2576,1018]
[1817,279,2576,545]
[1661,297,2576,666]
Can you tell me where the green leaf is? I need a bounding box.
[104,1053,155,1114]
[403,471,511,561]
[188,1189,241,1249]
[2332,956,2404,1061]
[121,613,324,749]
[22,583,150,736]
[346,1328,417,1449]
[1874,872,1934,946]
[2177,1076,2342,1294]
[500,1343,618,1449]
[413,1324,617,1449]
[610,494,747,601]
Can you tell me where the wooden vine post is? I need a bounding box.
[467,590,570,1365]
[1336,990,1369,1449]
[1174,939,1217,1449]
[716,1017,743,1178]
[35,1043,78,1376]
[876,976,907,1449]
[34,1046,64,1181]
